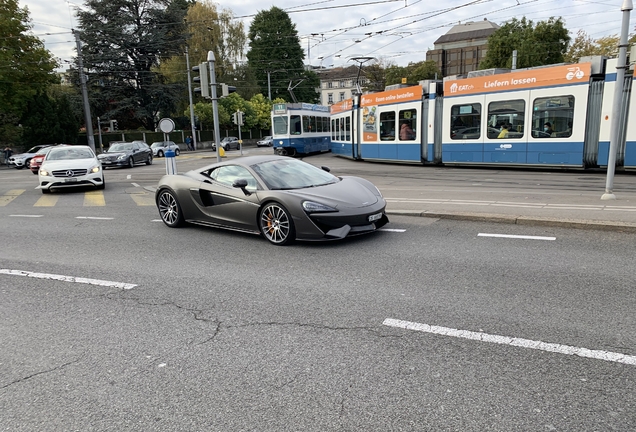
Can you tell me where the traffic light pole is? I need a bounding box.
[73,30,96,153]
[185,46,198,151]
[207,51,222,163]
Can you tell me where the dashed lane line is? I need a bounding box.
[383,318,636,366]
[0,269,137,290]
[478,233,556,241]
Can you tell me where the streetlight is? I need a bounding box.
[266,69,285,100]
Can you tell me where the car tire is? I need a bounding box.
[41,188,50,194]
[157,189,185,228]
[146,155,153,165]
[25,159,32,169]
[175,149,180,156]
[128,157,134,168]
[259,202,295,246]
[158,150,164,157]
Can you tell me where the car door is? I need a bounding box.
[195,165,262,231]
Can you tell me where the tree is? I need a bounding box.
[75,0,189,131]
[0,0,58,146]
[385,60,440,86]
[565,30,636,63]
[481,17,570,69]
[247,7,317,103]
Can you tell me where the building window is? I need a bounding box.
[328,82,333,89]
[339,92,345,101]
[328,93,333,104]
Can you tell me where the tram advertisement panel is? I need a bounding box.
[360,86,422,141]
[330,99,353,115]
[444,63,592,97]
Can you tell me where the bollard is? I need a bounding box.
[165,149,177,175]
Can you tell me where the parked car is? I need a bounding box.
[212,136,240,151]
[257,136,273,147]
[30,144,70,174]
[97,141,153,168]
[38,145,104,194]
[8,144,52,169]
[151,141,181,157]
[155,155,388,245]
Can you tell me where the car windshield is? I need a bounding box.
[150,142,165,148]
[27,146,46,153]
[251,159,338,190]
[108,143,132,152]
[47,148,95,160]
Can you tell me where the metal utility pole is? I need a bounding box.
[185,46,198,150]
[602,0,633,200]
[73,30,96,153]
[97,116,103,152]
[208,51,222,163]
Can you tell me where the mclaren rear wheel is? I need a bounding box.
[157,189,185,228]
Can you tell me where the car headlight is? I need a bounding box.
[117,154,126,160]
[39,169,49,176]
[302,201,338,213]
[90,165,101,173]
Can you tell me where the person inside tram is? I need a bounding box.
[400,121,415,140]
[497,123,510,139]
[544,122,555,136]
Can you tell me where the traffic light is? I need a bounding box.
[113,120,118,131]
[232,111,244,126]
[192,63,210,99]
[232,112,238,125]
[221,83,236,97]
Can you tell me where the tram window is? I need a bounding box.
[273,116,288,135]
[380,111,396,141]
[451,103,481,140]
[345,116,351,141]
[290,115,302,135]
[338,118,344,141]
[399,109,417,141]
[323,117,330,133]
[310,116,317,133]
[531,96,575,138]
[331,119,336,140]
[302,115,310,133]
[487,100,525,139]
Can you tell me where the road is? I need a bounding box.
[1,149,635,431]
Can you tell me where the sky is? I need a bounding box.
[19,0,636,71]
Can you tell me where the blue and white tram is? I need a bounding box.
[271,103,331,157]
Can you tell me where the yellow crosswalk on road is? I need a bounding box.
[129,192,155,206]
[34,194,59,207]
[84,190,106,206]
[0,189,25,206]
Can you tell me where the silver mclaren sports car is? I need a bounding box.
[155,155,388,245]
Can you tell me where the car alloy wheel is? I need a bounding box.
[175,149,180,156]
[158,150,164,157]
[157,189,184,227]
[128,157,134,168]
[146,155,153,165]
[259,202,295,245]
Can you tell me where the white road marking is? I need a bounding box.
[0,269,137,290]
[127,175,132,179]
[9,214,43,218]
[378,228,406,232]
[384,198,636,212]
[131,182,140,187]
[478,233,556,241]
[383,318,636,366]
[76,216,114,220]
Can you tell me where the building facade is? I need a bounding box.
[316,66,367,105]
[426,19,499,77]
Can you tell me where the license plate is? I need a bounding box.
[368,212,382,222]
[63,178,78,183]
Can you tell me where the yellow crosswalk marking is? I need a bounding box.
[84,190,105,206]
[130,191,155,206]
[34,195,59,207]
[0,189,26,206]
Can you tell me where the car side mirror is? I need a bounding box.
[321,166,331,172]
[233,178,251,196]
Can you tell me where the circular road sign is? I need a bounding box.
[159,118,175,134]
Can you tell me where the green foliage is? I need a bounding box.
[20,93,79,145]
[246,7,317,103]
[75,0,189,131]
[565,30,636,63]
[481,17,570,69]
[0,0,58,146]
[385,61,440,86]
[249,94,273,130]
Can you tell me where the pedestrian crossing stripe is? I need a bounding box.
[84,190,105,206]
[34,195,59,207]
[0,189,26,206]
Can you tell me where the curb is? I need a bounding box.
[387,210,636,233]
